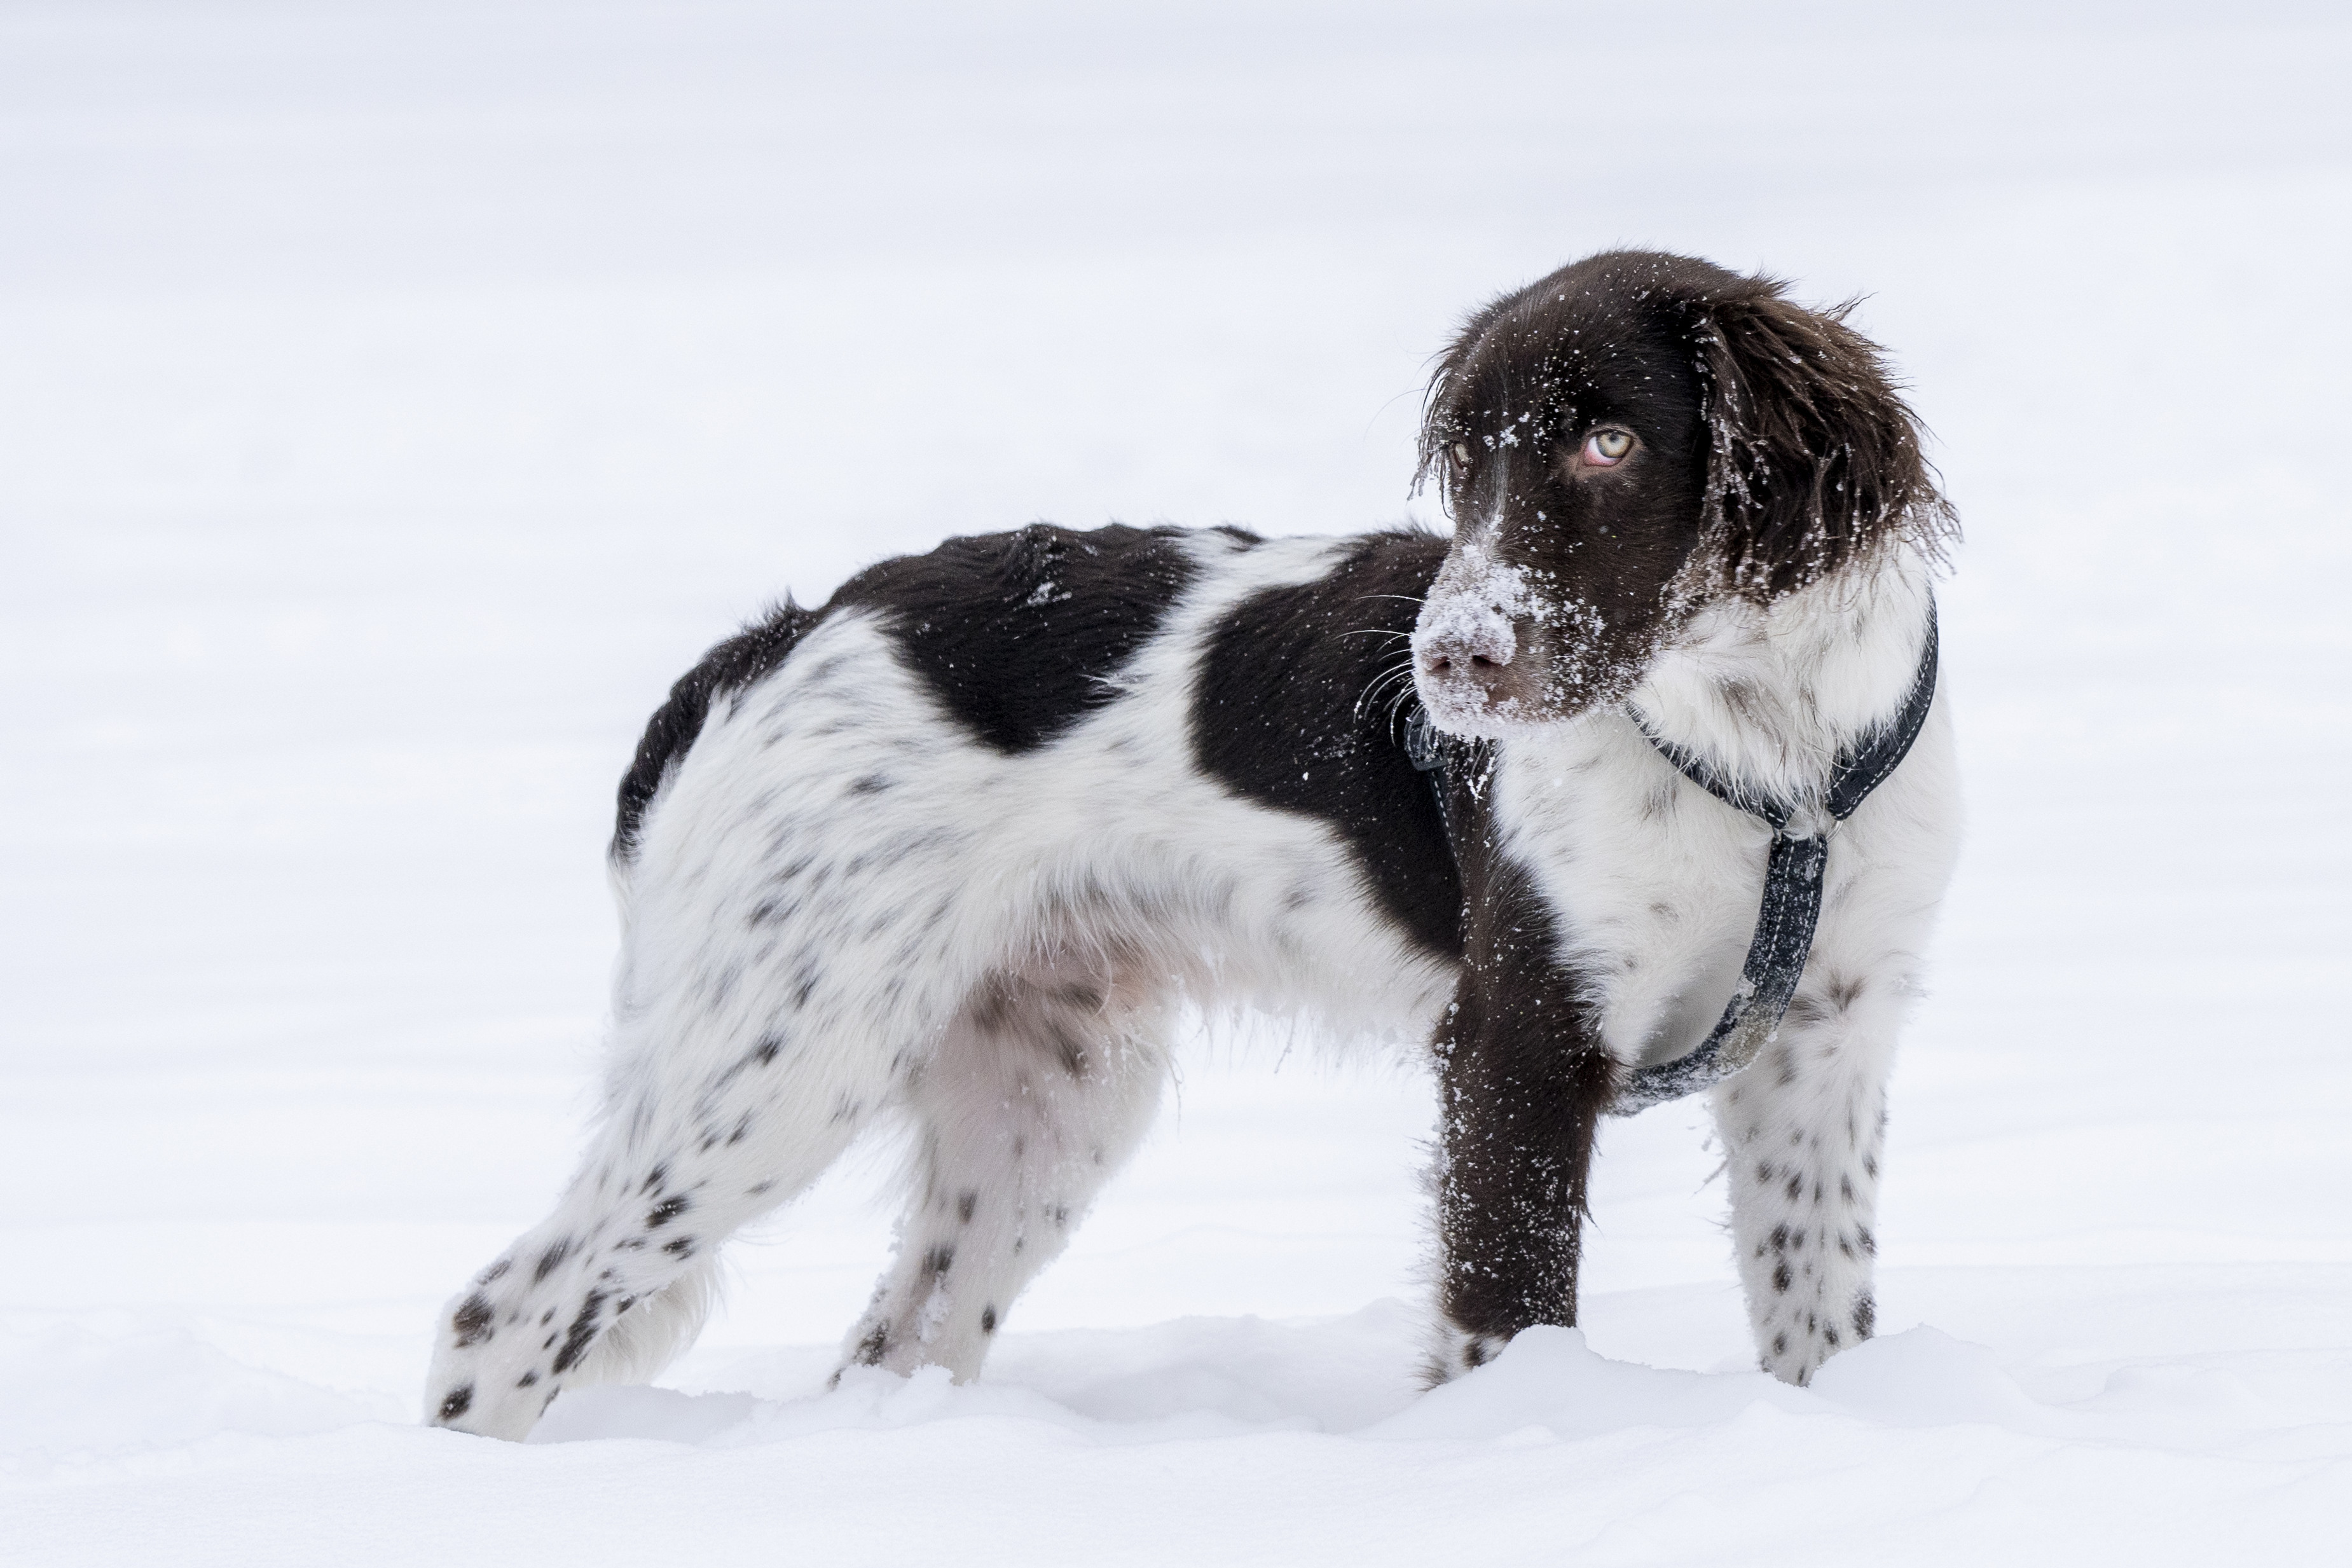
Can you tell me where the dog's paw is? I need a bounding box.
[1420,1323,1512,1387]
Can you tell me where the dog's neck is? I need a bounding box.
[1625,546,1939,808]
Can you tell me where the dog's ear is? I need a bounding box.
[1690,282,1956,596]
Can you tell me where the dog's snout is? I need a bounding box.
[1412,602,1533,732]
[1420,606,1515,667]
[1415,610,1516,679]
[1418,632,1511,679]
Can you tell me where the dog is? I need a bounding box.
[425,249,1960,1440]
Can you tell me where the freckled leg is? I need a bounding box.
[1712,973,1896,1384]
[841,967,1173,1381]
[424,1001,912,1441]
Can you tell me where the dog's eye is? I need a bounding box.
[1583,429,1635,466]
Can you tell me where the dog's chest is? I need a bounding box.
[1490,724,1772,1068]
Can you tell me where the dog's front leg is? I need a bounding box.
[1712,968,1900,1384]
[1426,860,1618,1384]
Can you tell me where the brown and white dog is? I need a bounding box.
[425,250,1960,1440]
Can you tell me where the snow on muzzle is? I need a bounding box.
[1412,546,1552,737]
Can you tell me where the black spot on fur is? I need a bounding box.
[967,975,1014,1032]
[1189,530,1462,960]
[980,1305,997,1334]
[751,1036,782,1068]
[663,1235,697,1257]
[550,1291,609,1375]
[1853,1295,1876,1338]
[1771,1261,1792,1293]
[957,1190,977,1224]
[533,1241,571,1284]
[647,1195,690,1228]
[830,522,1200,753]
[436,1385,473,1422]
[923,1244,954,1277]
[518,1371,539,1388]
[853,1321,890,1366]
[615,600,825,860]
[848,774,891,795]
[1772,1332,1789,1357]
[451,1293,494,1348]
[641,1164,668,1195]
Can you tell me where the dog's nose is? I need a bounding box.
[1415,613,1516,684]
[1419,639,1508,680]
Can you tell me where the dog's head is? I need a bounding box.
[1410,250,1953,738]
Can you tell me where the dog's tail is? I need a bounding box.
[610,599,825,865]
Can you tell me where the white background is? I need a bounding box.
[3,3,2348,1562]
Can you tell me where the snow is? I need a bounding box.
[4,1,2349,1561]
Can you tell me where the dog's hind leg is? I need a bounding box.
[422,944,937,1441]
[840,958,1174,1382]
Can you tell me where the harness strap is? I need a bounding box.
[1613,601,1938,1113]
[1406,602,1939,1117]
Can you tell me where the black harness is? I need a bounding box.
[1406,606,1939,1115]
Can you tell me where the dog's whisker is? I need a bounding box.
[1352,652,1420,723]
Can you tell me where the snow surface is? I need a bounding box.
[4,1,2350,1562]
